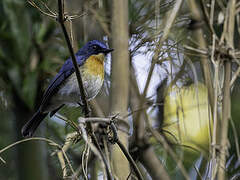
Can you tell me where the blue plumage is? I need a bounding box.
[40,55,85,109]
[22,40,113,137]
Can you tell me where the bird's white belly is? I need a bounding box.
[52,72,103,107]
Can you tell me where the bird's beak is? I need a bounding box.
[103,48,114,54]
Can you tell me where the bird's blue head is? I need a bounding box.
[77,40,113,57]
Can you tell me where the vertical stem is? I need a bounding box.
[210,0,215,26]
[211,36,219,180]
[110,0,130,179]
[218,61,231,180]
[218,0,235,179]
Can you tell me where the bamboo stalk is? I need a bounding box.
[110,0,130,179]
[218,0,235,179]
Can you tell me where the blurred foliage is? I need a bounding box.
[0,0,65,179]
[163,83,211,153]
[0,0,61,110]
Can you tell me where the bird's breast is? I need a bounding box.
[83,53,105,79]
[53,54,105,106]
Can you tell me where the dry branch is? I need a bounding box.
[218,1,236,179]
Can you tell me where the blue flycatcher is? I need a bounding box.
[22,40,113,137]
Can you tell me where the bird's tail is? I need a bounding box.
[21,109,48,137]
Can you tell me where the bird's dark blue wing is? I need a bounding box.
[40,55,87,109]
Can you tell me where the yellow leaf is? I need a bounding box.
[163,83,212,152]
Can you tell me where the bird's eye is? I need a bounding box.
[92,45,98,50]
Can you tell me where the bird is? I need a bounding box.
[22,40,113,137]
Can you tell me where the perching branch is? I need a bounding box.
[57,0,90,117]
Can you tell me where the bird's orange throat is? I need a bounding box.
[83,53,105,78]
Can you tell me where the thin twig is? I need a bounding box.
[183,45,208,55]
[0,137,60,154]
[57,151,68,178]
[39,0,57,16]
[116,140,144,180]
[61,148,76,177]
[194,165,203,180]
[199,0,218,39]
[103,138,112,175]
[230,66,240,86]
[211,36,220,180]
[79,119,112,180]
[27,0,57,18]
[82,143,89,180]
